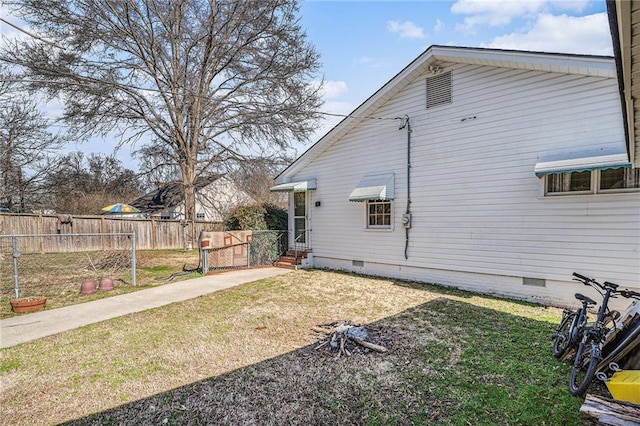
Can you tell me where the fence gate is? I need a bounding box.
[200,230,288,272]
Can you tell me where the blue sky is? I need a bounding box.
[1,0,614,170]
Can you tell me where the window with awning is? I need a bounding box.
[348,173,394,202]
[535,149,639,195]
[534,152,631,177]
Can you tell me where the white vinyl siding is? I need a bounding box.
[285,61,639,297]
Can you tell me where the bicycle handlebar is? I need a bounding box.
[572,272,594,285]
[620,289,640,300]
[572,273,621,294]
[603,281,619,291]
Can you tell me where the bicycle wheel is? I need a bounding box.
[568,339,600,396]
[553,312,574,358]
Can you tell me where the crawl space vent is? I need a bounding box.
[352,260,364,267]
[523,277,546,287]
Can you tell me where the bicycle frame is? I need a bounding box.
[568,280,619,396]
[553,273,598,359]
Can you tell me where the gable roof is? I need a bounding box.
[276,45,616,183]
[130,175,224,213]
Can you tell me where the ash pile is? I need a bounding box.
[311,321,389,357]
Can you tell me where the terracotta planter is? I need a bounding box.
[99,277,114,291]
[10,296,47,313]
[80,279,97,295]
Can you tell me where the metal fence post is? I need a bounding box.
[12,236,20,298]
[202,248,208,274]
[131,231,137,286]
[247,241,251,269]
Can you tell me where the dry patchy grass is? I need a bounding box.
[0,250,201,318]
[0,270,586,425]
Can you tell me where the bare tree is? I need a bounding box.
[0,94,63,212]
[1,0,323,242]
[44,152,143,214]
[229,155,291,206]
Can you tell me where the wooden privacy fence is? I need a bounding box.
[0,213,223,251]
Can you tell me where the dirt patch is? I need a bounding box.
[136,250,201,270]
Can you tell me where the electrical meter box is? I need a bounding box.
[402,214,412,229]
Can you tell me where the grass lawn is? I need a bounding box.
[0,270,599,425]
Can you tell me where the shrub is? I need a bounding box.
[263,203,287,230]
[225,203,288,231]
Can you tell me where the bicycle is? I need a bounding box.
[552,272,598,359]
[595,288,640,377]
[568,279,620,396]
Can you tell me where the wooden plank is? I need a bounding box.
[580,394,640,426]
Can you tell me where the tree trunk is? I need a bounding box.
[182,164,197,251]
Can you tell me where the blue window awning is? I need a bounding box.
[349,173,395,202]
[534,152,631,177]
[270,179,317,192]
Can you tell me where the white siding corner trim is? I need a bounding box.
[349,173,395,202]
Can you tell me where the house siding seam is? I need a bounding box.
[286,60,640,303]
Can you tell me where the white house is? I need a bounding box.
[272,46,640,308]
[131,174,255,222]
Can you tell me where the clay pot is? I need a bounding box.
[99,277,114,291]
[80,279,97,295]
[10,296,47,313]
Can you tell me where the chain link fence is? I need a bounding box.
[0,233,136,303]
[202,230,288,273]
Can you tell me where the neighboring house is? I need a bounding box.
[272,45,640,308]
[131,175,255,222]
[609,0,640,167]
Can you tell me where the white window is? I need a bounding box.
[366,200,392,229]
[160,212,173,220]
[599,168,640,191]
[546,171,592,194]
[545,168,640,195]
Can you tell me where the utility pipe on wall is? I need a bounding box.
[398,115,412,259]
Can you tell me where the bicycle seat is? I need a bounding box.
[575,293,597,305]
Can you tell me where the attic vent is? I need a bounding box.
[426,71,452,109]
